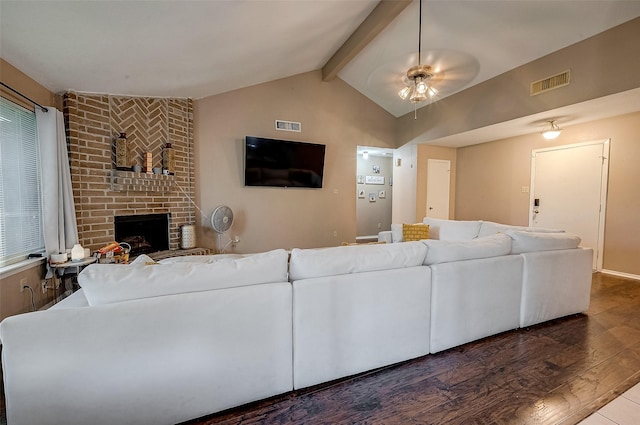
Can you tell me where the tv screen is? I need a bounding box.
[244,136,326,188]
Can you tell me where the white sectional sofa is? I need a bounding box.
[0,219,593,425]
[289,242,431,389]
[0,250,293,425]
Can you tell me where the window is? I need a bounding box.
[0,97,44,267]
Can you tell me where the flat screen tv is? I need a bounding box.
[244,136,326,188]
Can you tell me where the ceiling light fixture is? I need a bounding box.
[398,0,438,118]
[542,120,562,140]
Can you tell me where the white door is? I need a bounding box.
[530,140,609,270]
[426,159,450,219]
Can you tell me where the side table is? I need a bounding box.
[50,256,97,298]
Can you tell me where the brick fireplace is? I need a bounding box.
[64,92,195,253]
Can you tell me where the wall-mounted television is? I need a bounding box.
[244,136,326,188]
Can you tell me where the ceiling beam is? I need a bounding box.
[322,0,412,82]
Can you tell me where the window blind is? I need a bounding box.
[0,96,44,267]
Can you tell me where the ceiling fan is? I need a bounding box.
[366,0,479,118]
[397,0,435,105]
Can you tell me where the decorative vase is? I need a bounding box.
[115,133,128,170]
[163,142,175,175]
[71,244,85,262]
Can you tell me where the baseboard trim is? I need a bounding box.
[356,235,379,240]
[600,269,640,281]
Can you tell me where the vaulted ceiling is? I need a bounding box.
[2,0,640,141]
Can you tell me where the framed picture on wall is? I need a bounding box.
[358,189,365,198]
[378,190,386,199]
[365,175,384,185]
[369,193,376,202]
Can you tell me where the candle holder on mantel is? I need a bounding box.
[144,152,153,174]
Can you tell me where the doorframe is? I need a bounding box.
[529,139,610,270]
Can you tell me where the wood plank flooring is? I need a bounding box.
[185,273,640,425]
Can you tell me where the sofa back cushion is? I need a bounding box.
[78,249,289,306]
[506,230,581,254]
[422,233,512,265]
[289,241,427,281]
[422,218,482,241]
[478,221,565,238]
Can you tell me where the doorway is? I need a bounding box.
[356,146,394,241]
[529,139,610,270]
[426,159,451,219]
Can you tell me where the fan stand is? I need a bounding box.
[217,233,240,254]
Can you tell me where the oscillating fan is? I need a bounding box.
[210,205,238,253]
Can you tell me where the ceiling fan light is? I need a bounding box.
[415,79,428,94]
[427,86,438,97]
[542,120,562,140]
[542,130,562,140]
[410,89,427,103]
[398,86,411,100]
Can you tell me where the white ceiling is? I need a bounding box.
[2,0,640,145]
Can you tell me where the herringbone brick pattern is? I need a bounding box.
[64,91,195,252]
[110,97,168,169]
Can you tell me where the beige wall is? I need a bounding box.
[0,58,57,321]
[0,58,56,110]
[194,70,397,253]
[391,144,418,224]
[455,111,640,276]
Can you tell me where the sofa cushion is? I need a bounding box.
[78,249,289,306]
[289,241,427,281]
[391,223,403,242]
[422,218,482,241]
[422,233,512,265]
[506,230,581,254]
[402,223,430,241]
[390,223,428,243]
[478,221,565,238]
[158,253,246,264]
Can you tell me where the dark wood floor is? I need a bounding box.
[186,273,640,425]
[1,273,639,425]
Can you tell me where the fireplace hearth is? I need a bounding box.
[114,213,170,257]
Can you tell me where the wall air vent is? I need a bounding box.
[275,120,301,132]
[530,70,571,96]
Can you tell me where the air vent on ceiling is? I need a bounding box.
[530,70,571,96]
[275,120,301,132]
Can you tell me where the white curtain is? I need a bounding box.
[36,107,78,274]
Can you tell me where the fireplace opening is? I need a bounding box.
[114,213,170,257]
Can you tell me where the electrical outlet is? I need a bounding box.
[41,280,47,294]
[20,278,27,292]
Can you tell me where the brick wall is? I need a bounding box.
[64,91,195,252]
